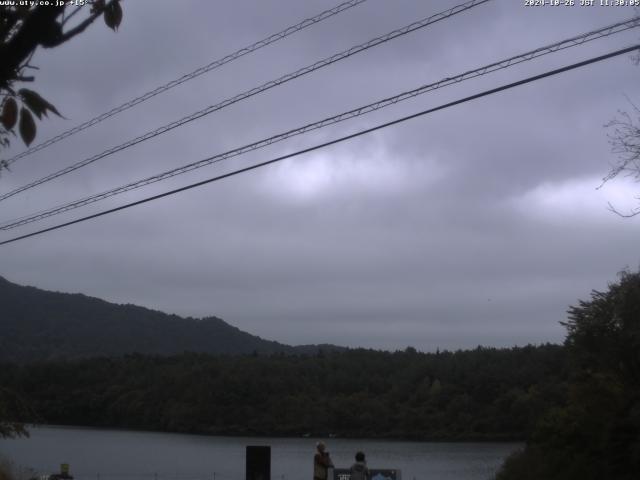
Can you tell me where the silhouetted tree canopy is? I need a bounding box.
[0,0,123,168]
[604,104,640,217]
[497,269,640,480]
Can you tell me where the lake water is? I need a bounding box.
[0,426,520,480]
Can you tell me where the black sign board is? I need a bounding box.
[246,445,270,480]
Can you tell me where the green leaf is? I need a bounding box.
[104,1,123,31]
[1,98,18,130]
[19,89,62,120]
[19,108,36,146]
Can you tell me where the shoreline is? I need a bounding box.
[18,423,526,444]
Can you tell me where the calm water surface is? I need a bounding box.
[0,426,520,480]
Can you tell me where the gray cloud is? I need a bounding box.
[1,0,638,351]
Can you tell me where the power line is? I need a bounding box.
[2,0,370,166]
[0,0,491,203]
[1,17,637,231]
[1,44,637,247]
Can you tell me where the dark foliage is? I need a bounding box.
[0,1,122,153]
[0,276,336,361]
[0,345,566,441]
[497,270,640,480]
[0,387,34,438]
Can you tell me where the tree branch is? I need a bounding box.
[56,1,113,45]
[0,2,113,86]
[0,6,64,85]
[61,5,83,27]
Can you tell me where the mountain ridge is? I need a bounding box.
[0,275,340,362]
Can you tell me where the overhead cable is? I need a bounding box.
[1,44,637,247]
[1,17,637,231]
[0,0,491,203]
[2,0,370,166]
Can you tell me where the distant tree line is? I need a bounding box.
[0,344,566,441]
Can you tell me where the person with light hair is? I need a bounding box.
[313,441,334,480]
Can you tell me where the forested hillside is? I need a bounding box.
[0,276,334,361]
[1,345,566,440]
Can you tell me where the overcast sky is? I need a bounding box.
[0,0,638,351]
